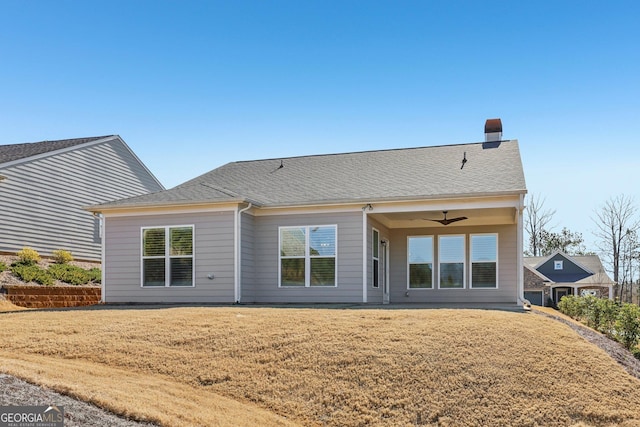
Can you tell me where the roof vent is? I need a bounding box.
[484,118,502,142]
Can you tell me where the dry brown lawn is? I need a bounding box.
[1,306,640,427]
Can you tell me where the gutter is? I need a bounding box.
[85,197,260,214]
[252,190,529,210]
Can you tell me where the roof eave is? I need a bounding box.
[85,197,257,213]
[255,189,528,209]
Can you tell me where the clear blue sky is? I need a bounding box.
[1,1,638,251]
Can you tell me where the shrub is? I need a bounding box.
[557,295,640,353]
[11,264,54,286]
[615,303,640,351]
[558,295,583,320]
[595,298,620,337]
[0,261,7,273]
[16,247,41,266]
[583,296,601,329]
[87,267,102,283]
[52,249,74,264]
[48,264,91,286]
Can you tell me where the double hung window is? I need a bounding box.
[280,225,337,287]
[438,235,465,289]
[470,234,498,288]
[407,236,434,288]
[142,226,194,287]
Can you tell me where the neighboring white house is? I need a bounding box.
[90,119,529,305]
[0,135,164,260]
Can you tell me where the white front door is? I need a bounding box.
[382,240,390,304]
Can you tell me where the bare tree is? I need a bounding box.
[593,195,640,295]
[620,229,639,303]
[524,193,556,256]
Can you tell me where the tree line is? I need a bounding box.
[525,194,639,304]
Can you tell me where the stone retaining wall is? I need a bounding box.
[2,285,101,308]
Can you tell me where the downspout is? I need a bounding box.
[235,202,252,303]
[362,207,368,303]
[98,213,106,303]
[516,194,531,310]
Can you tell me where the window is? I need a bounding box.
[142,226,194,287]
[408,236,433,288]
[373,229,380,288]
[439,235,465,289]
[280,225,336,287]
[470,234,498,288]
[554,260,563,270]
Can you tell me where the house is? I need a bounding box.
[0,135,164,260]
[524,250,614,306]
[89,119,529,305]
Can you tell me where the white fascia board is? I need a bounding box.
[96,203,240,218]
[252,195,523,217]
[365,195,523,214]
[253,204,363,216]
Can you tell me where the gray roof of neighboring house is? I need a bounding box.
[0,136,112,165]
[93,139,527,209]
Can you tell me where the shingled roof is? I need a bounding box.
[524,253,614,285]
[92,139,527,210]
[0,136,113,164]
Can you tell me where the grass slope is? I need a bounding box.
[0,298,27,312]
[1,307,640,426]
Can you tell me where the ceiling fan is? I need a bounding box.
[426,211,468,226]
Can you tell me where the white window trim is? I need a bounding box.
[470,233,499,289]
[438,234,466,290]
[407,235,434,290]
[372,228,380,288]
[554,260,563,270]
[140,225,195,288]
[278,225,338,288]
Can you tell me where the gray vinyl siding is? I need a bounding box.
[389,224,518,304]
[537,253,590,282]
[104,211,235,303]
[240,212,256,302]
[251,211,363,303]
[0,138,162,260]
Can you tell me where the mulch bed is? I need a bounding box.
[0,254,100,288]
[0,374,156,427]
